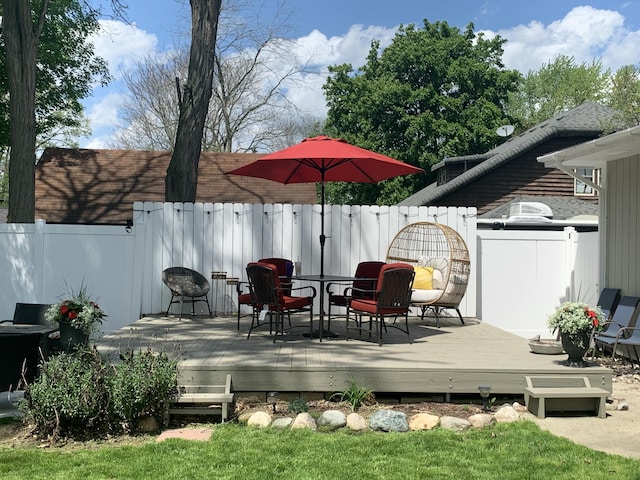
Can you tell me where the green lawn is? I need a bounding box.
[1,421,639,480]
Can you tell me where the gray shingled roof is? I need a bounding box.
[480,196,598,220]
[399,102,618,206]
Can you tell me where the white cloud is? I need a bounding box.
[92,20,159,79]
[81,7,640,149]
[482,6,638,73]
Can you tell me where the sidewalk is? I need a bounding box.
[534,382,640,459]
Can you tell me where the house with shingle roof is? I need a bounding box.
[35,148,318,225]
[399,102,618,220]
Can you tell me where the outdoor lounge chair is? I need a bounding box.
[596,288,621,321]
[611,322,640,363]
[592,295,640,357]
[162,267,212,318]
[346,262,415,346]
[326,261,386,330]
[245,262,316,342]
[385,222,470,327]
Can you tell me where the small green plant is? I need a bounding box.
[330,377,374,411]
[287,397,309,414]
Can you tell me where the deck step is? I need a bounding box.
[165,374,234,423]
[524,375,609,419]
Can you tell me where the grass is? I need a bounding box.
[1,421,640,479]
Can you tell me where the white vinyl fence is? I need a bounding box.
[0,203,597,339]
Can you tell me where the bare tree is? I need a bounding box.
[165,0,222,202]
[111,0,310,154]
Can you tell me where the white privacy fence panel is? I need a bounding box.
[0,204,598,337]
[133,203,478,321]
[477,228,599,339]
[0,220,138,335]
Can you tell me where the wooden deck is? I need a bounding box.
[96,314,612,401]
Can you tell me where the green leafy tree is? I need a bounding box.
[506,55,610,131]
[0,0,112,222]
[607,65,640,129]
[323,20,521,205]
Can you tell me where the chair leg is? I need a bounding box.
[455,308,465,325]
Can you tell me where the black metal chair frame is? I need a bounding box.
[245,263,316,343]
[346,265,415,346]
[162,267,212,318]
[591,295,640,358]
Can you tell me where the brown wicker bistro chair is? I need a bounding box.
[162,267,212,318]
[386,222,470,327]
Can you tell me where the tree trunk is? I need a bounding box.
[2,0,47,223]
[165,0,222,202]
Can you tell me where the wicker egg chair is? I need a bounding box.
[385,222,470,326]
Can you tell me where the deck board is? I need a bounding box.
[96,314,612,398]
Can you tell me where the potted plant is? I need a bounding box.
[46,284,106,350]
[547,301,604,367]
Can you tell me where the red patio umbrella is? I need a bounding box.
[226,135,424,276]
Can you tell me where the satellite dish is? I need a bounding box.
[496,125,514,137]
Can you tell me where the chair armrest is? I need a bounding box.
[289,284,317,298]
[345,286,378,298]
[325,281,352,295]
[236,281,250,295]
[0,319,13,324]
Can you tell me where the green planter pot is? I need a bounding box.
[59,320,89,350]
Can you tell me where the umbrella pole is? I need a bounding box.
[320,176,325,278]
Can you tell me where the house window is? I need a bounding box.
[574,168,598,196]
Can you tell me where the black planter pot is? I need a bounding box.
[59,321,89,351]
[560,331,590,367]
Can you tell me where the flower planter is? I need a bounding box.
[59,320,89,350]
[560,331,591,368]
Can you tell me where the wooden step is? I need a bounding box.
[165,374,234,423]
[524,375,609,419]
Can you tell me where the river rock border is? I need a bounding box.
[237,403,533,432]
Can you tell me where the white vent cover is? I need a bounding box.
[509,202,553,218]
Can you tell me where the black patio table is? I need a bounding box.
[294,274,376,342]
[0,323,59,358]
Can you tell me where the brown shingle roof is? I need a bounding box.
[35,148,318,224]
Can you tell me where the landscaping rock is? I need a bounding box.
[346,413,368,431]
[136,415,161,433]
[467,413,496,429]
[157,428,213,442]
[494,405,520,423]
[247,411,272,428]
[271,417,294,429]
[237,410,260,424]
[317,410,347,430]
[440,416,470,432]
[291,412,317,430]
[369,409,409,432]
[408,413,439,431]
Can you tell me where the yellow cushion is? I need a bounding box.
[413,266,434,290]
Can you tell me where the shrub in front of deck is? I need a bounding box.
[23,347,178,439]
[111,348,178,431]
[25,347,113,439]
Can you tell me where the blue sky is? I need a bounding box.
[83,0,640,148]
